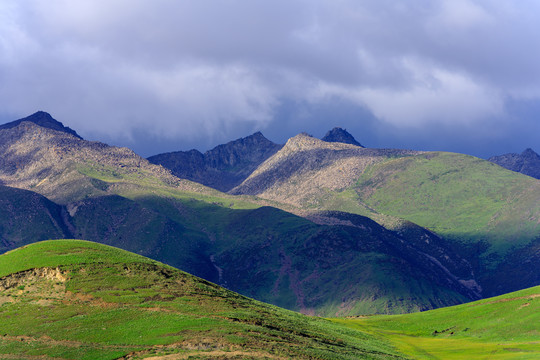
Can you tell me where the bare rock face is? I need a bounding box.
[0,113,200,204]
[488,148,540,179]
[321,127,364,147]
[148,132,283,192]
[230,133,420,207]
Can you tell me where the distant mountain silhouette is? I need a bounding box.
[148,132,283,192]
[321,127,363,147]
[0,111,82,139]
[489,148,540,179]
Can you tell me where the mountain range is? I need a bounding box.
[0,111,539,318]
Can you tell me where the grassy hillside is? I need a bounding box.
[355,152,540,251]
[232,136,539,267]
[0,240,405,359]
[335,285,540,359]
[232,138,540,298]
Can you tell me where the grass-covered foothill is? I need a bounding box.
[334,285,540,359]
[0,240,405,359]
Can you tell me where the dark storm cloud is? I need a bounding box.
[0,1,539,156]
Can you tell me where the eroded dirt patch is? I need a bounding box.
[0,267,67,303]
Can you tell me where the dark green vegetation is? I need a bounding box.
[0,185,69,246]
[0,187,479,316]
[336,285,540,359]
[0,240,406,359]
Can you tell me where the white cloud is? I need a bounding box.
[429,0,494,30]
[358,59,504,127]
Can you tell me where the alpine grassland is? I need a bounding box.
[0,240,406,359]
[354,152,540,255]
[334,285,540,359]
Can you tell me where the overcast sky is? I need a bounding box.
[1,0,539,157]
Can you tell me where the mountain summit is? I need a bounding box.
[488,148,540,179]
[321,127,363,147]
[148,131,283,191]
[0,111,82,139]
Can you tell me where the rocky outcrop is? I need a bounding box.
[148,132,283,192]
[488,148,540,179]
[0,267,67,292]
[321,127,364,147]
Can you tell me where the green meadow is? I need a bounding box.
[334,285,540,359]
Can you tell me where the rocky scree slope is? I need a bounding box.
[148,131,283,192]
[488,148,540,179]
[0,114,209,204]
[230,133,420,208]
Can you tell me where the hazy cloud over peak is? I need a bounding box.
[0,0,539,157]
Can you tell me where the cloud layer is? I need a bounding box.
[1,0,539,156]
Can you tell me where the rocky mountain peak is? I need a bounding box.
[488,148,540,179]
[321,127,363,147]
[0,111,83,139]
[522,148,539,159]
[283,132,359,153]
[148,131,283,192]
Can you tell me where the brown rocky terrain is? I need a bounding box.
[0,110,82,139]
[230,133,421,207]
[0,114,210,204]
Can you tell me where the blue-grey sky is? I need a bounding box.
[0,0,539,158]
